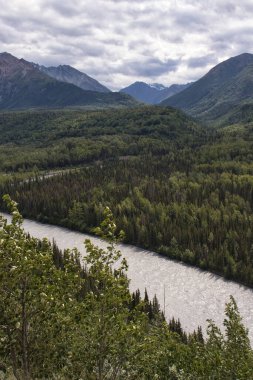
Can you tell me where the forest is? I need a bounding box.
[0,197,252,379]
[0,107,202,172]
[1,107,253,286]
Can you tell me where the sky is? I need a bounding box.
[1,0,253,90]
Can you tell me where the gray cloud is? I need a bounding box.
[0,0,253,90]
[121,58,180,77]
[172,10,207,31]
[186,55,218,69]
[44,1,79,17]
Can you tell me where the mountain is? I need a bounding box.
[149,83,167,91]
[0,52,136,110]
[37,64,111,93]
[120,82,158,104]
[161,53,253,123]
[158,84,192,103]
[120,81,191,104]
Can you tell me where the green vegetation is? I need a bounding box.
[0,76,136,110]
[215,103,253,127]
[2,107,253,286]
[0,106,200,172]
[2,53,253,379]
[1,198,253,379]
[161,53,253,124]
[3,154,253,286]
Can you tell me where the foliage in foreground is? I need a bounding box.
[0,196,253,379]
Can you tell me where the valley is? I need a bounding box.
[1,104,253,287]
[2,50,253,378]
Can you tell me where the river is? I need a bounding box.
[2,212,253,342]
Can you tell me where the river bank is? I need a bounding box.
[2,211,253,343]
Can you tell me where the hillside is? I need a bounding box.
[0,106,201,171]
[161,53,253,123]
[217,103,253,126]
[0,52,136,109]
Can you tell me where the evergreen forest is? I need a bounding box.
[1,107,253,286]
[1,106,253,378]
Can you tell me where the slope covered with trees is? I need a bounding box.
[1,107,253,286]
[0,106,201,172]
[0,198,252,379]
[161,53,253,124]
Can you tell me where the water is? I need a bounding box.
[2,212,253,342]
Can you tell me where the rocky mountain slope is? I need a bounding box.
[38,64,110,93]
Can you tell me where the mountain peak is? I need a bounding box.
[0,52,19,63]
[206,52,253,80]
[120,81,191,104]
[149,83,167,91]
[162,52,253,123]
[0,52,15,57]
[39,64,111,93]
[231,52,253,59]
[54,64,75,71]
[0,52,37,80]
[131,81,148,87]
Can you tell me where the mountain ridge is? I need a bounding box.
[37,63,111,93]
[120,81,191,104]
[0,52,136,110]
[161,53,253,123]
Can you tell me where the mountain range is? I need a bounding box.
[161,53,253,124]
[2,51,253,122]
[120,81,191,104]
[0,53,136,110]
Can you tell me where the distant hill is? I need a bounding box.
[161,53,253,123]
[37,64,111,93]
[0,106,202,174]
[120,81,191,104]
[0,52,136,110]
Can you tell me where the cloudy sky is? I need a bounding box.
[1,0,253,90]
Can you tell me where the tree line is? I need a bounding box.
[2,153,253,286]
